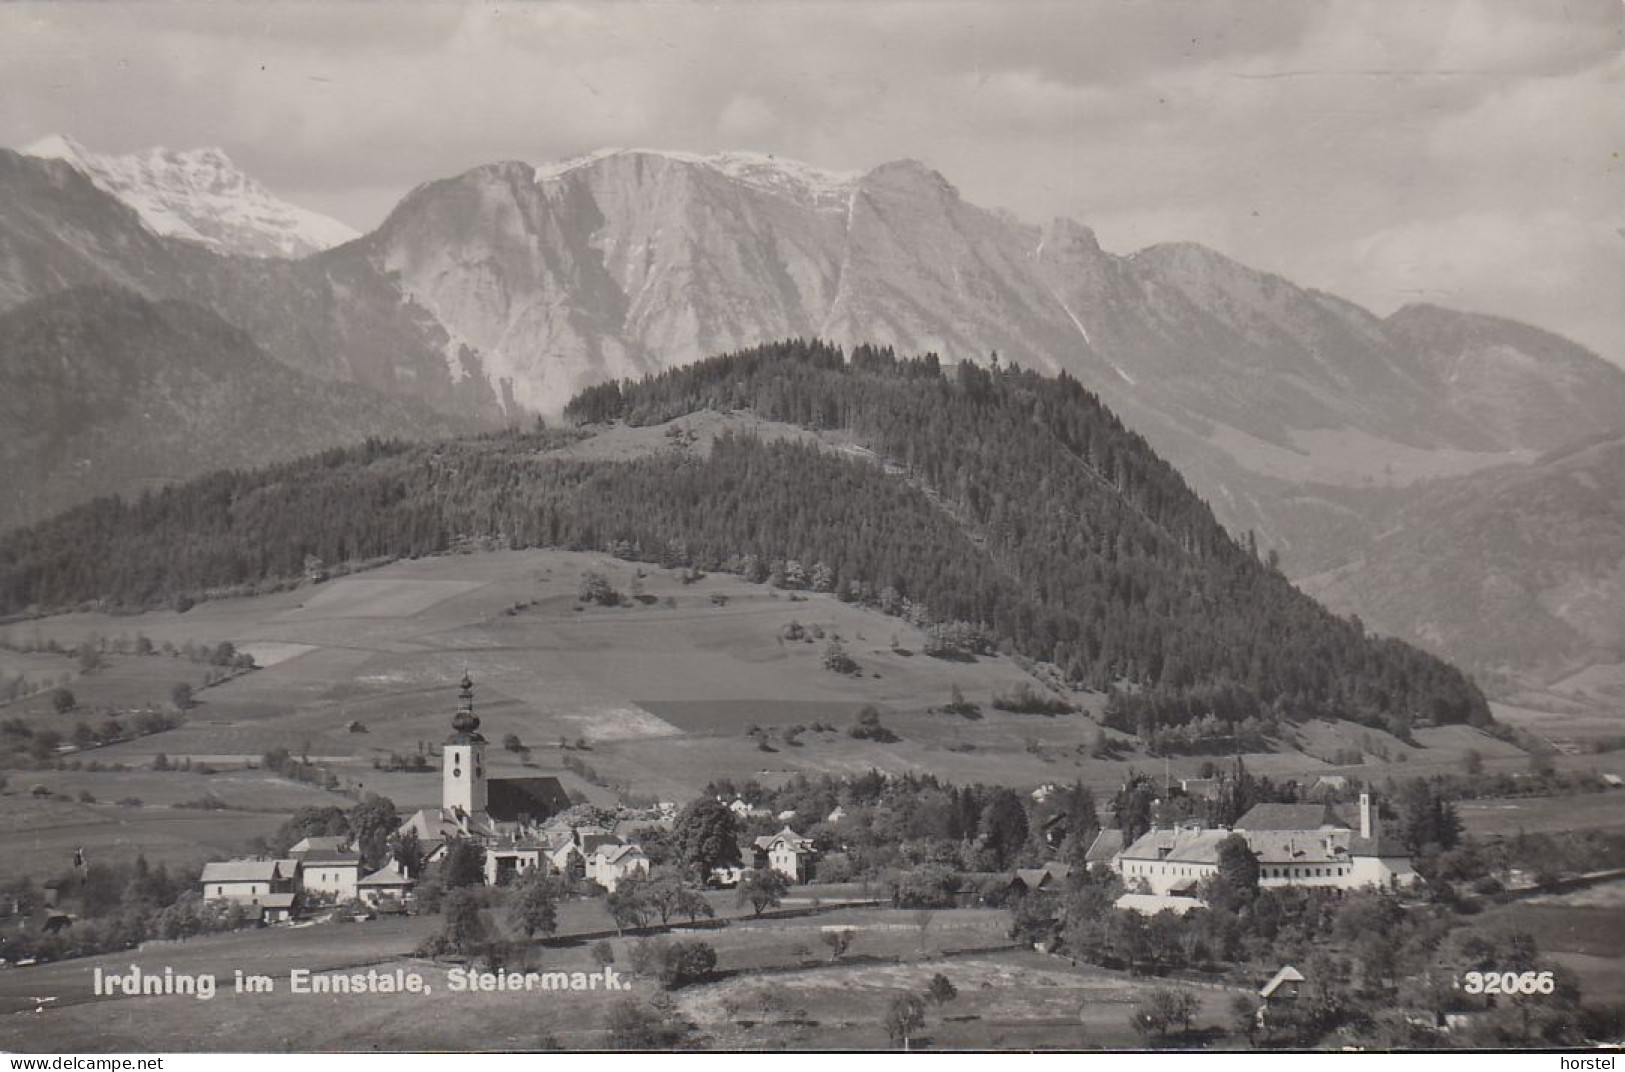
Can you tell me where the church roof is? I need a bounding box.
[487,777,571,823]
[446,672,485,744]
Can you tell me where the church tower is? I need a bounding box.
[442,672,487,817]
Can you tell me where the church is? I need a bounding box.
[395,673,572,885]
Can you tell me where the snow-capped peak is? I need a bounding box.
[534,148,859,210]
[19,134,359,259]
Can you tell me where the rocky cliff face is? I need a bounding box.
[5,142,1625,682]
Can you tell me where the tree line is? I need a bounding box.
[0,339,1489,736]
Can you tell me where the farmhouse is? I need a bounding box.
[200,859,301,921]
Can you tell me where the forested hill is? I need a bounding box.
[0,339,1489,738]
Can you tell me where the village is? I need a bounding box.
[1,555,1616,1051]
[194,675,1420,927]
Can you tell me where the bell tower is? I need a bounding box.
[442,672,487,817]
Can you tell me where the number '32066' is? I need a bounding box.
[1461,970,1555,995]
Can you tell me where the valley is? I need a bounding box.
[0,546,1576,879]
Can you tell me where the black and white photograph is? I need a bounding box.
[0,0,1621,1055]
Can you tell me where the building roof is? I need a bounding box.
[1114,892,1204,916]
[1011,862,1071,890]
[1233,803,1353,832]
[289,835,351,855]
[396,807,497,842]
[1084,828,1125,864]
[258,893,298,909]
[486,777,571,823]
[296,850,361,867]
[1120,827,1231,865]
[1260,965,1305,999]
[201,860,284,884]
[1245,831,1349,866]
[358,864,414,888]
[578,832,623,856]
[1348,832,1411,858]
[754,827,814,852]
[595,843,648,866]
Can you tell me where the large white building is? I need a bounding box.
[1115,793,1418,899]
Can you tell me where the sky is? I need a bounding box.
[2,0,1621,361]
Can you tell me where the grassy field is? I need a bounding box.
[0,547,1533,881]
[1477,879,1625,1005]
[1456,790,1625,837]
[0,893,1240,1052]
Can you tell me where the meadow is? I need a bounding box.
[0,547,1545,881]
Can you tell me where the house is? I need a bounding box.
[485,841,547,886]
[288,835,351,855]
[291,850,361,902]
[586,843,650,892]
[200,859,301,921]
[752,827,817,883]
[357,864,414,908]
[1310,775,1350,796]
[201,859,298,903]
[1260,964,1304,1002]
[1007,862,1072,896]
[1257,965,1306,1034]
[728,798,770,819]
[542,830,586,878]
[257,893,298,924]
[825,806,847,824]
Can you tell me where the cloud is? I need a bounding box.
[1340,209,1625,357]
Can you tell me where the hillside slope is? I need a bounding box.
[1302,431,1625,678]
[0,149,501,427]
[0,342,1490,741]
[0,287,468,529]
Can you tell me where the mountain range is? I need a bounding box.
[2,136,1622,687]
[22,134,357,259]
